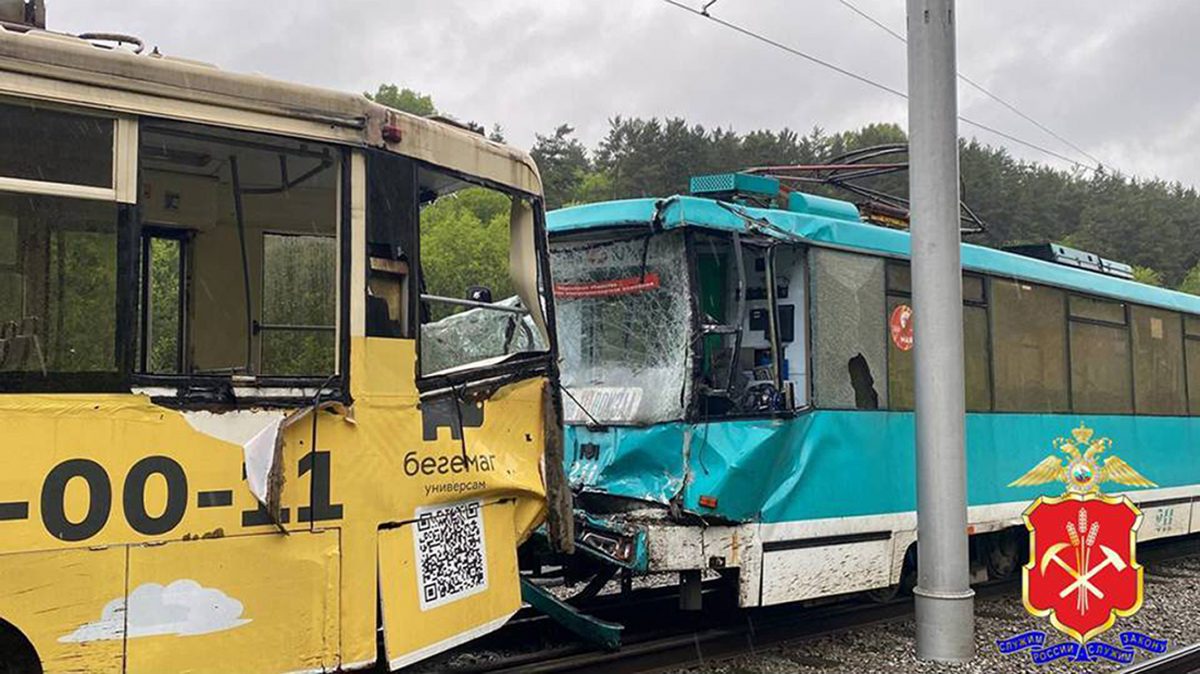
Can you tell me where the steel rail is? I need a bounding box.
[1120,642,1200,674]
[454,534,1200,674]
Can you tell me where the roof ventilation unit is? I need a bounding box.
[1003,243,1135,281]
[689,172,779,206]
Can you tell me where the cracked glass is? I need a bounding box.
[551,231,691,424]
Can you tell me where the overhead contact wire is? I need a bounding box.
[658,0,1100,173]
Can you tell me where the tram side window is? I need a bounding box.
[0,99,112,187]
[885,263,991,411]
[0,99,122,389]
[1131,305,1186,415]
[1186,316,1200,415]
[1068,295,1132,414]
[139,121,340,380]
[0,194,119,378]
[417,168,547,377]
[991,279,1068,412]
[811,248,887,409]
[139,234,184,373]
[260,234,336,375]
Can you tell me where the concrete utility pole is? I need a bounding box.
[907,0,975,662]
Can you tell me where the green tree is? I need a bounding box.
[1179,263,1200,295]
[1132,266,1165,287]
[531,124,590,209]
[365,84,436,116]
[419,187,514,319]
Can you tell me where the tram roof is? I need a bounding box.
[547,195,1200,315]
[0,26,541,194]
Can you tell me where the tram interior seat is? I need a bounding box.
[0,316,45,374]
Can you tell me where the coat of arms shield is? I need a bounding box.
[1022,493,1143,643]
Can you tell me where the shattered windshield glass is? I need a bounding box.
[551,231,691,425]
[420,296,547,375]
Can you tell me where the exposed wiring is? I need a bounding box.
[657,0,1102,174]
[833,0,1105,170]
[559,383,604,427]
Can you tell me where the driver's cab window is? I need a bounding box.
[694,234,788,417]
[415,168,546,377]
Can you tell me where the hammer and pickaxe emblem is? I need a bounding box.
[1038,507,1128,614]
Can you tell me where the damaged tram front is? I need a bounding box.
[0,25,565,674]
[548,191,814,607]
[550,174,1200,613]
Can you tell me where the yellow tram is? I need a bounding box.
[0,18,565,674]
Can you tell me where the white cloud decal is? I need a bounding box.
[60,580,251,643]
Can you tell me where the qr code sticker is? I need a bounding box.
[413,499,489,610]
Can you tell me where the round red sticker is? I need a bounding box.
[890,304,914,351]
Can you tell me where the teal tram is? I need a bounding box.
[546,173,1200,608]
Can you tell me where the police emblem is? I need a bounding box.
[996,423,1169,664]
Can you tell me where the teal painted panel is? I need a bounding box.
[787,191,862,220]
[565,410,1197,525]
[564,423,689,504]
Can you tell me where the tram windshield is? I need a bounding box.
[551,231,691,425]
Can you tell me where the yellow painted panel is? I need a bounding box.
[379,498,521,669]
[0,364,550,672]
[0,546,126,674]
[123,532,339,674]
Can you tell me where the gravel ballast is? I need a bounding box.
[672,553,1200,674]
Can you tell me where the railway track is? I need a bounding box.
[436,534,1200,674]
[1120,642,1200,674]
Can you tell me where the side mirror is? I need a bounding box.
[466,286,493,303]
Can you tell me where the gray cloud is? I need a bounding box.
[46,0,1200,183]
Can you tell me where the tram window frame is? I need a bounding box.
[0,98,137,393]
[413,162,553,387]
[132,119,349,398]
[1066,294,1133,415]
[1131,304,1187,416]
[258,231,338,377]
[883,261,991,412]
[1186,315,1200,416]
[989,278,1070,413]
[810,248,887,410]
[0,97,116,192]
[137,227,189,375]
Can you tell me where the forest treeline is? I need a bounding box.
[368,85,1200,293]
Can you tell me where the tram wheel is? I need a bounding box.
[0,621,40,674]
[985,532,1021,580]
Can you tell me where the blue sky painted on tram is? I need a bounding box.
[548,195,1200,315]
[50,0,1200,185]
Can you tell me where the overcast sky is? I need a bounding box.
[50,1,1200,185]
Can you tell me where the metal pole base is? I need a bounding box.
[914,586,975,662]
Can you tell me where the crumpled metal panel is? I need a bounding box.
[567,411,1190,527]
[565,424,689,505]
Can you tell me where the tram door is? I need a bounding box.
[695,236,806,416]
